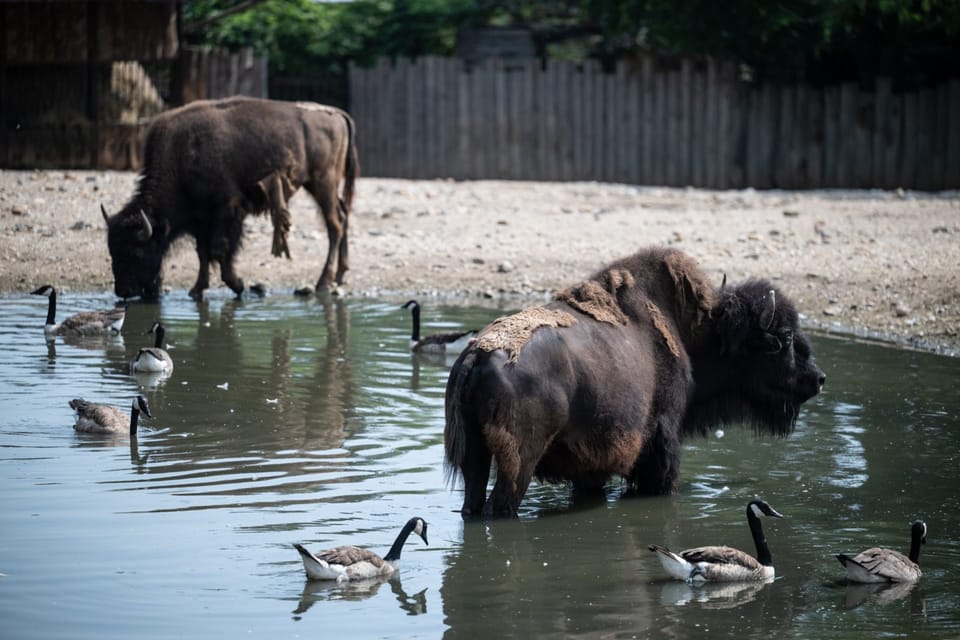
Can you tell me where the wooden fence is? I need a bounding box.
[348,56,960,190]
[180,46,268,103]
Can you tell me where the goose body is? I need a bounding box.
[402,300,476,355]
[649,499,784,583]
[131,322,174,374]
[836,520,926,583]
[69,395,152,435]
[294,516,428,582]
[31,285,125,337]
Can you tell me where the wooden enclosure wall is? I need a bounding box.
[349,56,960,190]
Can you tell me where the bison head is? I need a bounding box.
[696,278,825,436]
[103,204,164,300]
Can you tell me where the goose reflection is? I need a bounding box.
[843,581,924,610]
[293,574,427,617]
[658,578,773,609]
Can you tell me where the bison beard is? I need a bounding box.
[103,97,358,301]
[444,247,825,517]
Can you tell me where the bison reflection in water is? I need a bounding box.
[102,96,358,301]
[444,247,825,517]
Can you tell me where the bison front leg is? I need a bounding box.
[311,187,345,291]
[626,417,682,495]
[189,241,212,301]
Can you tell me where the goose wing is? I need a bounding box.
[680,546,762,569]
[840,547,921,583]
[315,545,388,569]
[58,308,125,335]
[69,399,126,433]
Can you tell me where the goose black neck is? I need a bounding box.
[748,507,774,566]
[383,519,418,562]
[909,524,924,564]
[408,303,421,341]
[45,288,57,326]
[129,408,140,435]
[154,325,165,349]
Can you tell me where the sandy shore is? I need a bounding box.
[2,169,958,355]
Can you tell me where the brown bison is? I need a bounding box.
[103,96,358,300]
[444,247,825,517]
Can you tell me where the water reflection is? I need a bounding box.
[842,581,924,610]
[293,576,428,618]
[658,578,772,609]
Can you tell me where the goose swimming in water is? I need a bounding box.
[69,395,152,436]
[294,516,428,582]
[131,322,174,374]
[402,300,476,355]
[836,520,926,583]
[31,284,125,337]
[649,499,784,582]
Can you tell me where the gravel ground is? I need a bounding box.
[2,169,958,355]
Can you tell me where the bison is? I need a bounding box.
[444,247,825,517]
[103,96,358,300]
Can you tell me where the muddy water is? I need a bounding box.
[0,291,957,639]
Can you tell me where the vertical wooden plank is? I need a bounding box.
[679,59,692,186]
[641,57,654,184]
[774,84,791,188]
[872,78,891,188]
[931,80,949,189]
[836,83,854,187]
[665,69,678,186]
[587,60,600,180]
[822,86,838,187]
[625,60,641,184]
[703,59,717,188]
[854,86,874,188]
[573,62,585,179]
[947,79,960,187]
[456,60,470,180]
[690,61,705,188]
[915,88,935,190]
[882,90,902,189]
[728,68,747,188]
[900,90,917,188]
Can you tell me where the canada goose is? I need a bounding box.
[69,395,152,436]
[131,322,174,374]
[401,300,476,354]
[293,516,428,582]
[31,284,125,337]
[836,520,926,583]
[649,499,784,582]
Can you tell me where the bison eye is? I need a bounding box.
[763,334,783,354]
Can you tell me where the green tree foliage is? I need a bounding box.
[184,0,960,84]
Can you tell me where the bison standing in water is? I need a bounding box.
[103,97,358,300]
[445,247,825,517]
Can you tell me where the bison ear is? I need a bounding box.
[137,209,153,242]
[100,203,109,223]
[759,290,776,331]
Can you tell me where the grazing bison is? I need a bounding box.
[444,247,825,517]
[103,96,358,300]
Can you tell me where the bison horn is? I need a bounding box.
[137,209,153,242]
[100,203,109,223]
[720,273,727,290]
[760,290,776,331]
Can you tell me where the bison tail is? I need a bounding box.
[443,347,479,488]
[341,111,359,215]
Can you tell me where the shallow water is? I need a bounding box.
[0,290,957,639]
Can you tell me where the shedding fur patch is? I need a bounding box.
[645,299,682,359]
[554,268,634,325]
[473,306,576,364]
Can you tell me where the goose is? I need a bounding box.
[131,322,174,374]
[293,516,428,582]
[31,285,125,337]
[649,499,784,582]
[836,520,926,583]
[401,300,476,355]
[69,395,152,435]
